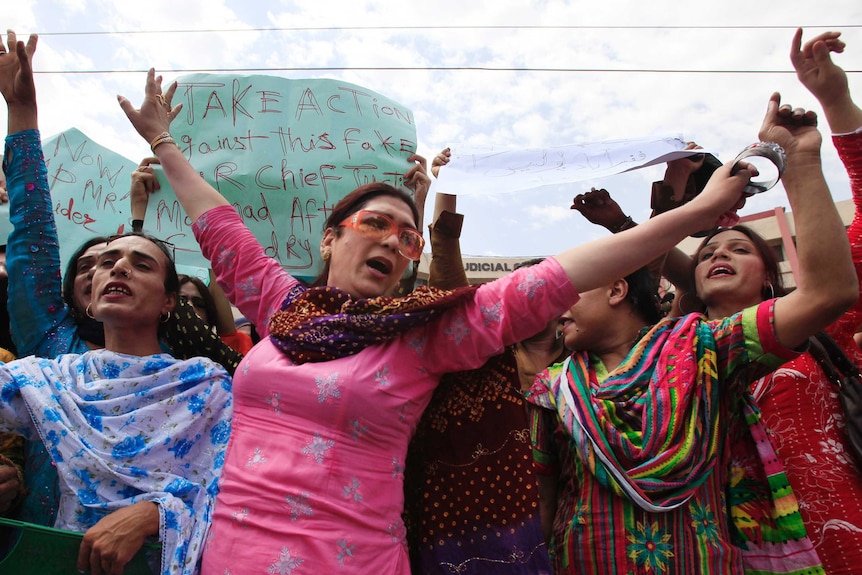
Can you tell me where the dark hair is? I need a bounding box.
[63,236,109,316]
[513,257,545,271]
[623,266,663,325]
[178,274,218,327]
[311,182,419,287]
[138,233,179,295]
[691,225,787,302]
[108,233,180,338]
[101,233,179,295]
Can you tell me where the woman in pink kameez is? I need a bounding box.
[117,69,754,574]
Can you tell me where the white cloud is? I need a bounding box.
[3,0,861,257]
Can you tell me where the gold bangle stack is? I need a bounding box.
[150,131,176,154]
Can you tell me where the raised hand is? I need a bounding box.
[571,187,631,232]
[117,68,183,146]
[129,157,162,226]
[404,154,430,196]
[759,92,821,162]
[663,142,704,189]
[790,28,861,134]
[0,30,38,133]
[791,29,847,108]
[431,147,451,178]
[404,154,431,228]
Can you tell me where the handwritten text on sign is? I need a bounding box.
[434,137,709,195]
[147,74,418,277]
[41,128,137,272]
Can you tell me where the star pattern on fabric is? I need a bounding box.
[480,301,503,326]
[285,492,314,522]
[398,403,409,423]
[195,211,212,231]
[387,519,407,544]
[392,457,404,479]
[231,507,250,525]
[444,316,471,344]
[214,245,236,270]
[407,335,426,357]
[302,433,334,464]
[336,539,355,566]
[342,477,363,502]
[237,276,262,298]
[375,366,391,388]
[349,419,369,441]
[517,271,547,299]
[267,547,304,574]
[315,372,341,403]
[266,392,282,414]
[245,447,266,468]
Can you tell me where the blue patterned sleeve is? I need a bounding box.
[4,130,85,358]
[0,363,38,439]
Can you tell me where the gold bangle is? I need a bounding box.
[150,133,176,154]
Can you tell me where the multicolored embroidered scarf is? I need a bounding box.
[560,314,722,507]
[268,283,478,364]
[541,312,823,574]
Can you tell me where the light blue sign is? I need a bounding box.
[2,75,417,284]
[145,74,418,281]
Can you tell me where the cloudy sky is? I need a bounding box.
[3,0,861,257]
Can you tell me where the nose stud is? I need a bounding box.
[123,270,131,279]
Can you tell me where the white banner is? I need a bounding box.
[434,136,714,195]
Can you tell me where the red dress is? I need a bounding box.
[752,129,862,574]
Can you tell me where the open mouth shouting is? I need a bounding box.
[102,282,132,298]
[366,256,394,277]
[707,264,735,278]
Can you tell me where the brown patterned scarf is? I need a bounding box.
[268,283,478,364]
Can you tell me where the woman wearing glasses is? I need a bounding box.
[119,67,755,573]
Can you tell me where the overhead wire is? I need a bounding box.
[31,23,862,36]
[24,24,862,75]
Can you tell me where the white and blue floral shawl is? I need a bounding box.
[0,350,233,575]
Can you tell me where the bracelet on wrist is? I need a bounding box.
[613,215,636,233]
[149,131,176,154]
[131,219,144,232]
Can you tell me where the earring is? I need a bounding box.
[160,312,172,324]
[321,249,331,262]
[86,303,95,319]
[764,283,775,300]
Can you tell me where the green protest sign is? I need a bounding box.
[41,127,137,270]
[2,76,417,285]
[144,74,418,281]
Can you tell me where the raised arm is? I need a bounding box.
[571,187,696,313]
[765,92,858,348]
[0,30,36,132]
[556,166,751,295]
[1,31,93,356]
[793,29,862,342]
[118,69,229,220]
[791,28,862,134]
[392,154,432,295]
[129,157,160,232]
[427,147,469,289]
